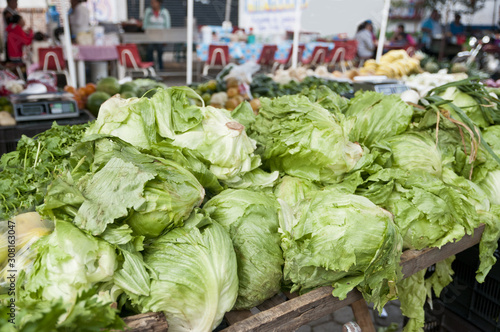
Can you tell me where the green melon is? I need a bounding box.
[96,77,121,96]
[87,91,111,117]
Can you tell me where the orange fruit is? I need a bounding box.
[85,83,96,94]
[64,85,76,94]
[77,87,87,97]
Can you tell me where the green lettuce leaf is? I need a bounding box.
[204,189,283,309]
[280,188,402,310]
[251,95,363,184]
[138,211,238,332]
[345,91,413,147]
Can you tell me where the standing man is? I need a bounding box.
[69,0,90,39]
[421,9,443,54]
[3,0,19,61]
[143,0,171,71]
[449,13,466,45]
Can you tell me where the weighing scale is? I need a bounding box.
[10,92,79,122]
[352,76,409,95]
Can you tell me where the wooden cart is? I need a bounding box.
[124,224,486,332]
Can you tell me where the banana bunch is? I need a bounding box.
[359,50,421,79]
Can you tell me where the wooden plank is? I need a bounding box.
[122,312,168,332]
[350,299,376,332]
[223,288,363,332]
[225,310,253,325]
[222,224,486,331]
[400,224,485,278]
[256,293,288,311]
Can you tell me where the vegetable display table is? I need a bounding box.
[122,224,485,331]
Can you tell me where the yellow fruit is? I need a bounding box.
[226,77,239,89]
[225,98,239,111]
[227,87,239,98]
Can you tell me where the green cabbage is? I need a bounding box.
[345,91,413,147]
[204,189,283,309]
[280,188,402,310]
[138,211,238,332]
[23,220,116,304]
[377,132,447,178]
[39,137,204,238]
[273,175,319,207]
[360,169,479,250]
[86,96,156,150]
[251,95,363,184]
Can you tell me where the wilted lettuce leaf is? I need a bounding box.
[204,189,283,309]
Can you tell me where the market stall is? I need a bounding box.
[1,1,500,332]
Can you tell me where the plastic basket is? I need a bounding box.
[442,243,500,332]
[0,110,94,156]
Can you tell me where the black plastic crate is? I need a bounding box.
[420,300,481,332]
[442,243,500,332]
[0,110,94,156]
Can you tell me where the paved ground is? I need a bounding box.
[296,300,404,332]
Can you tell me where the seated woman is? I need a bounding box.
[6,14,33,63]
[390,24,416,47]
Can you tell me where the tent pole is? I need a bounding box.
[225,0,231,22]
[376,0,391,63]
[61,0,77,87]
[186,0,194,85]
[291,0,302,68]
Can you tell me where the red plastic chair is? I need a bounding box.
[116,44,156,79]
[202,44,230,76]
[326,40,358,72]
[301,46,329,67]
[37,46,71,84]
[273,44,305,71]
[256,44,277,69]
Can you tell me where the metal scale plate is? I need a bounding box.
[10,92,79,122]
[352,76,409,95]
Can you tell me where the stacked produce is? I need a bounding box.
[65,77,167,116]
[0,76,499,332]
[360,49,421,78]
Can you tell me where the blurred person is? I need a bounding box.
[390,24,416,47]
[3,0,18,61]
[143,0,171,70]
[449,13,466,45]
[421,9,443,52]
[355,20,376,61]
[6,14,33,63]
[69,0,90,39]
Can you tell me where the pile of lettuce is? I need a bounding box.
[0,79,499,332]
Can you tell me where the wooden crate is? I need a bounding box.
[123,224,486,332]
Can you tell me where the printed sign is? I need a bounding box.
[239,0,309,37]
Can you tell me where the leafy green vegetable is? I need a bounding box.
[0,123,88,220]
[137,211,238,332]
[204,189,283,309]
[86,96,156,150]
[23,220,116,304]
[280,188,402,310]
[273,175,319,207]
[0,286,125,332]
[252,95,363,184]
[345,91,413,147]
[39,137,204,238]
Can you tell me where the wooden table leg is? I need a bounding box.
[350,299,376,332]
